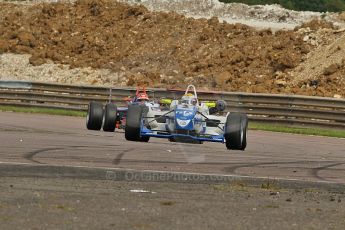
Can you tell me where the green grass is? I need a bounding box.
[0,105,86,117]
[0,105,344,138]
[250,122,345,138]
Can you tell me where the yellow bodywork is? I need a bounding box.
[159,98,216,108]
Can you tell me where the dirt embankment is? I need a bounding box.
[0,0,344,97]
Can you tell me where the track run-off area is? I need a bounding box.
[0,111,345,184]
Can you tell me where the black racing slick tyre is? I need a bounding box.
[139,135,150,142]
[224,113,248,150]
[125,104,150,142]
[86,101,103,130]
[103,103,117,132]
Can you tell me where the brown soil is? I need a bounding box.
[0,0,344,97]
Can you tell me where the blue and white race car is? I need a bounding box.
[125,85,248,150]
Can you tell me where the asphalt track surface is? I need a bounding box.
[0,111,345,184]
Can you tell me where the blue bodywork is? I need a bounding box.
[174,106,196,130]
[140,105,225,143]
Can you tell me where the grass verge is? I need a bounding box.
[0,105,344,138]
[250,122,345,138]
[0,105,86,117]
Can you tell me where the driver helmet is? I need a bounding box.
[181,93,196,105]
[137,93,149,102]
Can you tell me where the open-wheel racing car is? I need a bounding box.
[125,85,248,150]
[86,86,157,132]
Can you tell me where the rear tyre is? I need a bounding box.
[103,103,117,132]
[224,113,248,150]
[125,104,150,142]
[86,101,103,130]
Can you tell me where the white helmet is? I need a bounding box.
[181,93,197,105]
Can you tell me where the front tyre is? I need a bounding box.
[86,101,103,130]
[125,104,150,142]
[224,113,248,150]
[103,103,117,132]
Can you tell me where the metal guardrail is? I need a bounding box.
[0,81,344,129]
